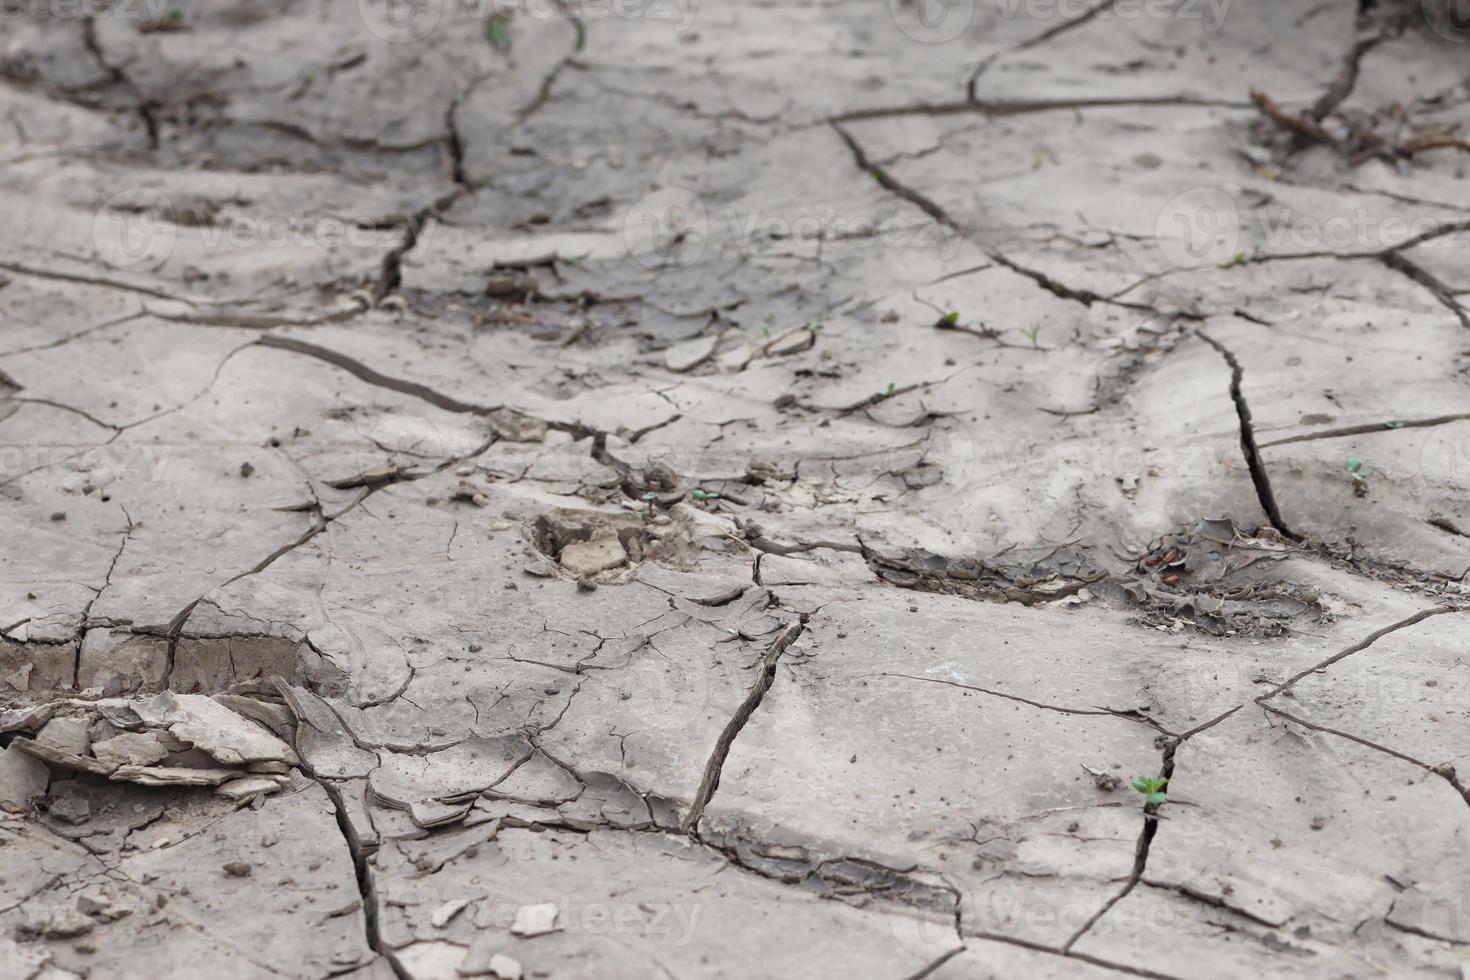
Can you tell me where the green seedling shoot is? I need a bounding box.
[1022,322,1042,349]
[1132,775,1168,806]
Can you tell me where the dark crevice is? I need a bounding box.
[1196,332,1299,541]
[1060,736,1177,952]
[682,620,805,833]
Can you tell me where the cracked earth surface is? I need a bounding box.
[2,1,1470,977]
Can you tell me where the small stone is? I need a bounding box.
[240,461,255,477]
[223,861,252,877]
[664,334,718,373]
[510,902,560,937]
[44,909,94,938]
[216,776,284,801]
[488,954,522,980]
[431,898,471,928]
[558,530,627,577]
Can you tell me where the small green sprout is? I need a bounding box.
[1345,458,1368,496]
[1219,251,1247,269]
[690,489,720,500]
[1022,322,1042,349]
[640,492,657,501]
[883,382,897,398]
[485,17,511,49]
[762,326,772,342]
[942,311,960,326]
[1131,775,1168,806]
[804,321,824,332]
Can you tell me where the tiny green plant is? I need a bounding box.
[804,321,824,332]
[883,382,896,398]
[1344,458,1368,496]
[1131,775,1168,806]
[1219,251,1247,269]
[1022,322,1042,349]
[485,17,511,49]
[690,489,720,500]
[942,311,960,326]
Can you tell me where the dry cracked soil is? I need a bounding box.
[2,0,1470,977]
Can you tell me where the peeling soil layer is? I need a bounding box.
[2,1,1470,977]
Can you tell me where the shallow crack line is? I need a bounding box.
[13,397,121,432]
[832,121,953,226]
[0,309,145,359]
[898,945,965,980]
[75,508,135,685]
[831,121,1178,315]
[968,0,1120,100]
[873,673,1169,731]
[1260,412,1470,447]
[835,95,1247,125]
[1254,700,1470,805]
[1196,331,1299,540]
[1262,605,1465,700]
[1379,251,1470,330]
[0,261,193,303]
[681,620,805,833]
[963,931,1183,980]
[515,5,582,123]
[144,302,369,330]
[256,334,494,415]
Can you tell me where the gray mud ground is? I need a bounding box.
[2,0,1470,977]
